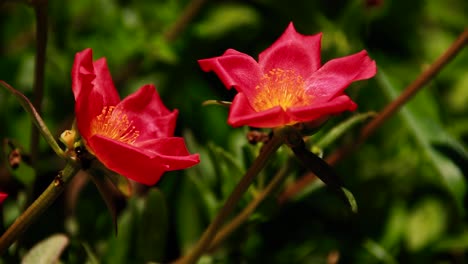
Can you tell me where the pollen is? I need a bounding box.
[252,69,312,111]
[90,106,140,145]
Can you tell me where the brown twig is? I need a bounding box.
[0,160,81,254]
[207,159,294,252]
[279,28,468,203]
[173,128,287,264]
[29,0,48,164]
[163,0,207,42]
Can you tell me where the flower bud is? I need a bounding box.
[60,130,77,150]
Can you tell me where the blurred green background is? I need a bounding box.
[0,0,467,263]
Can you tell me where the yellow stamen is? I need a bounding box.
[90,106,139,145]
[252,68,312,111]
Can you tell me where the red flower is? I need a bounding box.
[199,22,377,128]
[0,193,7,204]
[72,48,199,185]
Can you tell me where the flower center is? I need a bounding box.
[252,68,311,111]
[90,106,139,145]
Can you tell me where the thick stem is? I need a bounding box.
[358,29,468,145]
[174,128,287,264]
[164,0,207,42]
[30,0,48,164]
[207,159,293,252]
[279,28,468,203]
[0,161,81,254]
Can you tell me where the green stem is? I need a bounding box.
[207,158,293,252]
[174,127,288,264]
[0,160,81,254]
[0,81,65,158]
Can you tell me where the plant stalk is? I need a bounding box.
[0,160,81,254]
[164,0,207,42]
[174,128,287,264]
[279,28,468,203]
[207,158,293,252]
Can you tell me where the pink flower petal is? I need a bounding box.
[89,135,199,185]
[201,23,377,128]
[287,95,357,121]
[229,93,291,127]
[306,50,376,100]
[72,48,200,186]
[72,49,120,141]
[135,137,200,171]
[198,49,262,98]
[89,135,166,185]
[116,84,178,140]
[0,193,7,204]
[259,22,322,77]
[92,58,120,105]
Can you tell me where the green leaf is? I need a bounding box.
[103,199,136,263]
[434,229,468,252]
[183,131,219,217]
[404,198,447,251]
[135,189,168,263]
[88,169,127,233]
[341,187,358,213]
[22,234,69,264]
[363,239,398,264]
[208,143,245,177]
[315,111,377,149]
[380,201,407,251]
[186,167,219,219]
[176,178,205,254]
[82,243,99,264]
[194,3,260,39]
[0,81,64,158]
[149,35,178,64]
[201,100,232,107]
[11,160,35,187]
[432,137,468,177]
[376,70,466,213]
[290,141,357,213]
[208,142,246,200]
[105,170,133,198]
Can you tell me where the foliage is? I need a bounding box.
[0,0,467,263]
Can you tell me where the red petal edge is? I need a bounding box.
[228,93,292,127]
[117,84,178,140]
[72,49,120,142]
[259,22,322,77]
[0,193,7,204]
[287,95,357,121]
[306,50,376,101]
[198,49,262,98]
[89,135,199,186]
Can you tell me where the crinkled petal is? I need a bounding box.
[92,58,120,104]
[89,135,199,185]
[198,49,262,98]
[287,95,357,121]
[89,136,165,185]
[72,49,120,141]
[135,137,200,171]
[229,93,291,127]
[259,22,322,76]
[116,84,178,140]
[306,50,376,100]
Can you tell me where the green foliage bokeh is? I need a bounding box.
[1,0,468,263]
